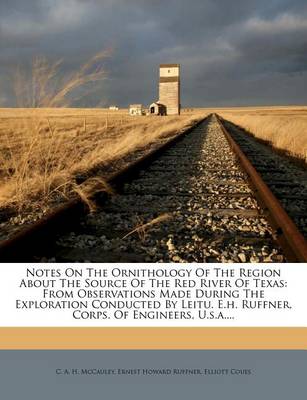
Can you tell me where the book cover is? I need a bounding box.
[0,1,306,399]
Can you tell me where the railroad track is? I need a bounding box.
[0,114,306,262]
[218,116,307,238]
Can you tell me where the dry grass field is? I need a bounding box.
[0,54,206,216]
[214,106,307,162]
[1,102,305,218]
[0,108,205,213]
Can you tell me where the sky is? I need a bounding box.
[0,0,307,107]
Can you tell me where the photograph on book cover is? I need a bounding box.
[0,0,306,399]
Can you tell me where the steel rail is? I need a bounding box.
[0,116,208,262]
[215,114,307,262]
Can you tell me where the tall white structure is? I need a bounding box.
[159,64,181,115]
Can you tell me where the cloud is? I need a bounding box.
[226,11,307,77]
[245,13,307,34]
[0,0,96,38]
[0,95,7,106]
[0,0,307,107]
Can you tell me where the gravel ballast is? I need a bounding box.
[53,116,285,263]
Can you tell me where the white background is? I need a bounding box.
[0,263,306,327]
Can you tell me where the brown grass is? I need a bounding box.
[13,52,109,108]
[0,109,205,212]
[122,213,171,241]
[0,52,206,215]
[216,106,307,162]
